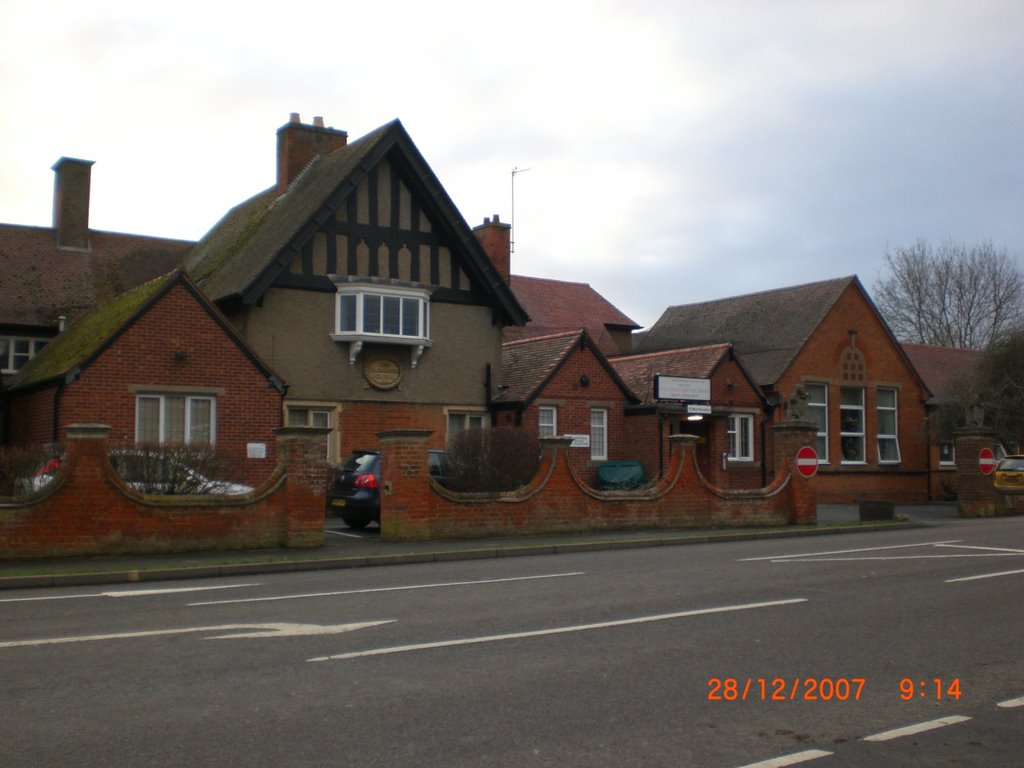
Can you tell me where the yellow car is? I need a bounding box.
[993,455,1024,491]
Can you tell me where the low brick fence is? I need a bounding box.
[378,421,819,541]
[0,424,328,558]
[955,426,1024,517]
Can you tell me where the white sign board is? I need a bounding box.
[687,403,712,415]
[565,434,591,448]
[247,442,267,459]
[655,375,711,402]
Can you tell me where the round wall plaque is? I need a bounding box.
[364,358,402,390]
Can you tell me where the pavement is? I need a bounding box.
[0,503,958,590]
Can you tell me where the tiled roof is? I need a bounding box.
[185,119,527,325]
[902,343,981,404]
[636,276,857,385]
[0,223,193,328]
[610,344,734,406]
[8,272,176,390]
[505,275,640,356]
[8,271,283,393]
[494,329,639,406]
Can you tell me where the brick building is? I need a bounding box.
[184,115,527,462]
[0,157,193,440]
[902,343,982,500]
[5,271,285,486]
[492,329,639,484]
[637,276,933,502]
[611,344,768,489]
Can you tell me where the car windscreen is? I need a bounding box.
[997,457,1024,472]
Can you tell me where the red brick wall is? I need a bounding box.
[770,284,931,503]
[378,423,819,541]
[338,402,450,456]
[0,426,326,558]
[8,282,284,487]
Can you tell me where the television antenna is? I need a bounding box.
[511,166,531,253]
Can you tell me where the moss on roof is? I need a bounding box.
[8,271,176,390]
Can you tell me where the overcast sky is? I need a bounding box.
[2,1,1021,329]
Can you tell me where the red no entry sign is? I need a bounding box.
[796,445,818,478]
[978,447,996,476]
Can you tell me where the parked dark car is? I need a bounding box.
[329,449,448,529]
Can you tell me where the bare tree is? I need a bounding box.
[873,239,1024,348]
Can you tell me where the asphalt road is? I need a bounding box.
[2,515,1023,767]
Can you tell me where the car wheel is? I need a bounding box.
[341,516,370,530]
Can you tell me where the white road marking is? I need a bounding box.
[997,696,1024,708]
[773,554,1022,562]
[307,598,807,662]
[0,583,260,603]
[862,715,971,742]
[740,541,962,562]
[0,621,393,649]
[189,572,586,606]
[733,750,834,768]
[947,568,1024,583]
[935,543,1024,554]
[325,529,370,539]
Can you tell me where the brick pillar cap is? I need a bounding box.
[539,436,574,448]
[668,433,700,445]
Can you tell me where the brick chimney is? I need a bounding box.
[52,157,95,251]
[276,113,348,196]
[473,214,511,284]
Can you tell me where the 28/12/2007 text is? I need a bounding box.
[707,677,866,701]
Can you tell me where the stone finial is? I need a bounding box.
[787,386,809,422]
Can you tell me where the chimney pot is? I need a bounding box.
[313,116,324,127]
[290,112,301,123]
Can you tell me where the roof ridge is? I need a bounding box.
[612,343,731,364]
[502,328,583,347]
[663,275,855,311]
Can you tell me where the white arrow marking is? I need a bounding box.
[0,621,393,649]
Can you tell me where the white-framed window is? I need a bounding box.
[805,382,828,462]
[0,336,49,373]
[590,408,608,461]
[136,394,216,445]
[876,387,901,463]
[446,410,487,444]
[538,406,558,438]
[727,413,754,461]
[332,282,432,366]
[286,404,338,463]
[939,442,956,466]
[840,387,865,463]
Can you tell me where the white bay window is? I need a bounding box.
[332,280,431,366]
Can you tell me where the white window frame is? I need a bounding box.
[331,281,432,366]
[136,394,217,445]
[727,413,754,461]
[446,409,488,444]
[939,442,956,467]
[0,336,49,373]
[538,406,558,438]
[805,382,829,463]
[590,408,608,461]
[839,387,866,464]
[286,403,338,463]
[876,387,901,464]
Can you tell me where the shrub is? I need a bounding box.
[444,427,540,493]
[108,442,240,495]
